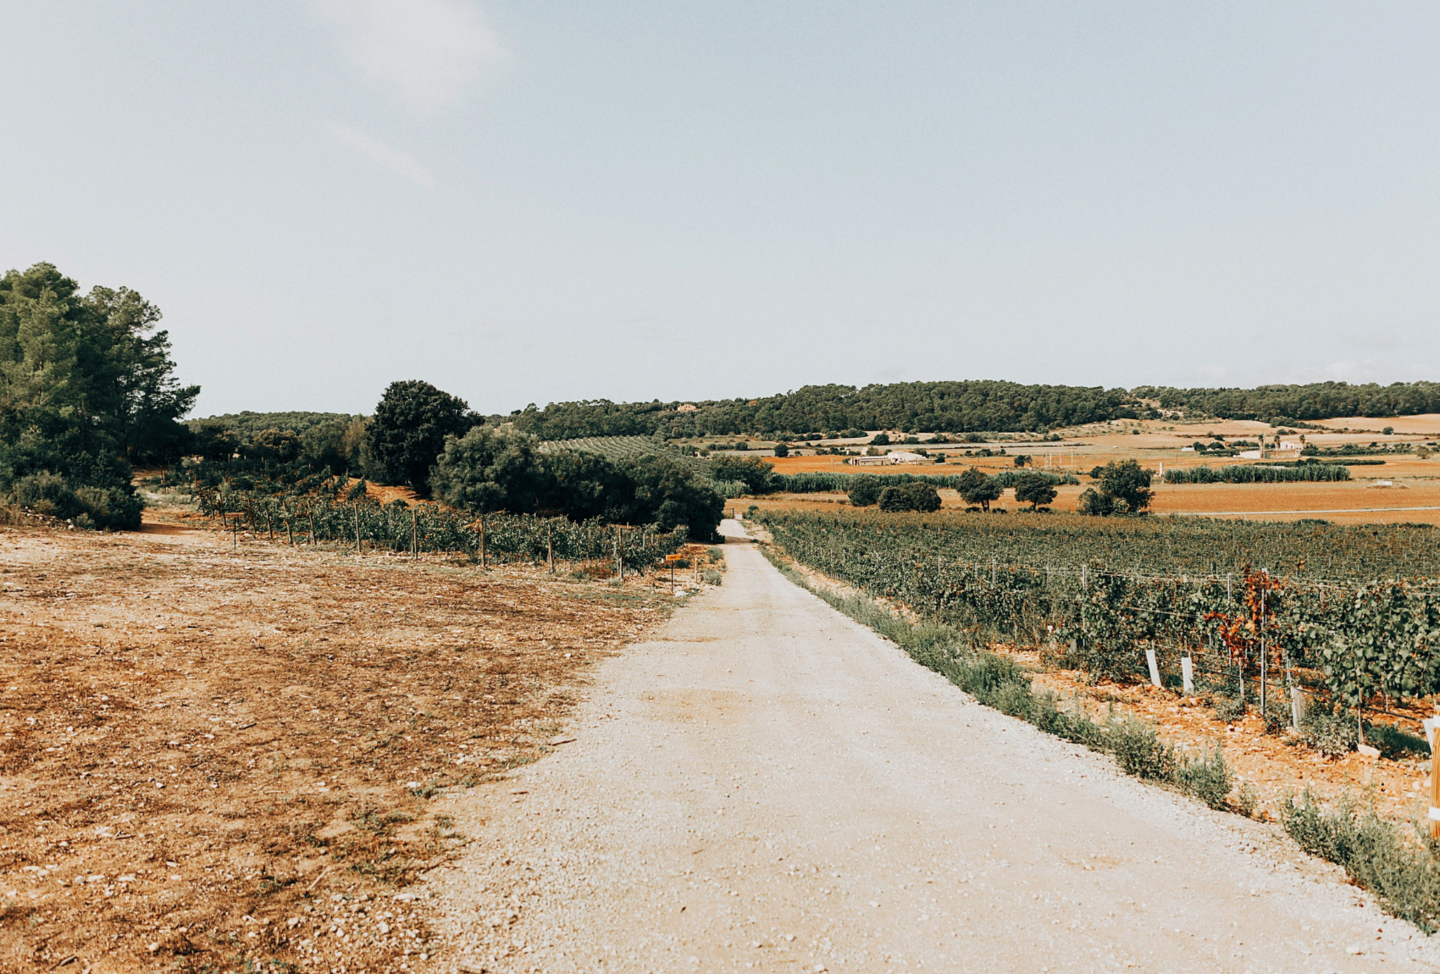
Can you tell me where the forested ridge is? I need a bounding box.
[507,381,1138,438]
[493,379,1440,439]
[1141,381,1440,423]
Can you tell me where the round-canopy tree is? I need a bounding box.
[367,380,473,495]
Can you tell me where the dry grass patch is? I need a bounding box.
[0,521,676,972]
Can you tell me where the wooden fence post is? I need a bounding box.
[411,508,418,561]
[353,504,361,552]
[547,523,554,573]
[480,518,487,569]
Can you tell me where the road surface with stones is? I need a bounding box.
[427,520,1439,973]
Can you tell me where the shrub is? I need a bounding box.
[1175,744,1232,809]
[1302,708,1358,757]
[1282,791,1440,932]
[877,483,941,512]
[1211,695,1246,724]
[7,471,142,530]
[846,475,883,507]
[1108,717,1175,780]
[1262,696,1293,734]
[1236,780,1259,817]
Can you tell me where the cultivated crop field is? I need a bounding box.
[0,517,685,973]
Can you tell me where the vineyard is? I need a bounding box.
[757,509,1440,737]
[191,481,688,571]
[539,435,711,477]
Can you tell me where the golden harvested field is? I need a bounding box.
[753,417,1440,525]
[0,517,691,973]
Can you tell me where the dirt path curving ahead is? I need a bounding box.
[428,521,1440,973]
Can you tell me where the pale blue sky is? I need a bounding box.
[4,2,1439,415]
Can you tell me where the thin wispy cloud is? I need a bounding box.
[309,0,505,111]
[328,122,434,186]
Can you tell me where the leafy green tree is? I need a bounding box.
[957,467,1002,512]
[367,381,474,495]
[1099,460,1153,513]
[189,420,239,462]
[712,456,775,494]
[543,449,631,521]
[878,483,941,512]
[847,474,883,506]
[1014,454,1030,467]
[617,454,724,540]
[241,428,302,465]
[1014,473,1057,510]
[430,426,545,513]
[0,262,197,528]
[871,432,891,445]
[773,442,789,458]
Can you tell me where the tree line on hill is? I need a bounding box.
[506,381,1140,438]
[498,379,1440,440]
[1138,381,1440,425]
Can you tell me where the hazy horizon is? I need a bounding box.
[5,2,1439,416]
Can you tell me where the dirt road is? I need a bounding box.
[429,522,1439,972]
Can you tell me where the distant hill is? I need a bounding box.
[508,381,1138,439]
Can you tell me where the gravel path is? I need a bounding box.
[428,521,1440,973]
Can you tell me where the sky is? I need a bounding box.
[3,2,1439,417]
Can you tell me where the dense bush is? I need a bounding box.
[846,475,883,507]
[432,428,725,541]
[877,483,941,512]
[431,426,546,514]
[711,456,776,495]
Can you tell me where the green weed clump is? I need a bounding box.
[1175,744,1232,810]
[1282,792,1440,932]
[1302,707,1358,757]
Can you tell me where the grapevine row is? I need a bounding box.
[193,483,688,570]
